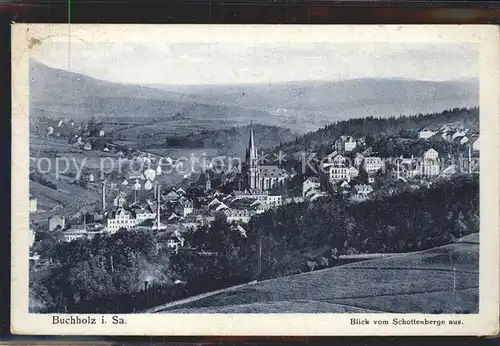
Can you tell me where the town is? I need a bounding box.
[29,112,480,248]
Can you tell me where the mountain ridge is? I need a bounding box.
[31,60,479,134]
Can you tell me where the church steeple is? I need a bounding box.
[247,122,258,164]
[245,122,259,190]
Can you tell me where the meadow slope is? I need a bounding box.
[161,236,479,313]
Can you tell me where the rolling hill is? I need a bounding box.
[157,236,479,314]
[31,60,479,135]
[30,60,276,130]
[151,78,479,133]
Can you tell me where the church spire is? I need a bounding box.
[246,122,259,190]
[248,122,257,162]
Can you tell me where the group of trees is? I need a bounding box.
[30,230,167,313]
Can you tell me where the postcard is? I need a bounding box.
[11,24,499,335]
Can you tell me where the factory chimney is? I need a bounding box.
[101,181,106,211]
[156,183,161,229]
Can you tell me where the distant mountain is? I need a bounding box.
[29,60,277,132]
[31,60,479,136]
[151,78,479,133]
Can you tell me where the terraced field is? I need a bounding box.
[160,235,479,313]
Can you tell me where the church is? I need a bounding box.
[242,124,288,191]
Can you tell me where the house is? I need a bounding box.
[340,181,351,190]
[440,164,459,178]
[131,204,156,224]
[215,202,229,212]
[344,137,357,152]
[333,136,356,153]
[423,148,440,177]
[418,127,437,139]
[460,136,470,145]
[333,138,345,153]
[166,231,185,253]
[156,165,162,176]
[328,166,350,183]
[331,154,347,166]
[63,228,101,242]
[175,198,194,217]
[29,195,37,213]
[48,215,65,231]
[128,172,146,180]
[354,153,364,167]
[29,227,35,247]
[168,213,181,222]
[309,191,328,202]
[105,208,137,233]
[208,197,222,209]
[354,184,373,196]
[304,186,322,200]
[103,147,110,152]
[452,130,467,140]
[83,142,92,151]
[99,130,105,137]
[231,224,248,238]
[472,136,480,151]
[122,179,129,186]
[222,208,252,224]
[364,157,384,175]
[362,147,373,156]
[233,190,269,201]
[83,173,95,182]
[395,158,421,180]
[302,177,321,198]
[423,148,439,160]
[133,180,142,190]
[283,196,305,204]
[165,190,181,201]
[251,200,268,214]
[441,131,453,142]
[348,166,359,179]
[265,194,283,208]
[47,126,54,135]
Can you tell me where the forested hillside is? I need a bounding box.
[163,124,297,156]
[274,107,479,155]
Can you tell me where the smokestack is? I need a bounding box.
[101,181,106,211]
[156,183,161,229]
[468,145,472,174]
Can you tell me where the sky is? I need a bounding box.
[31,42,478,85]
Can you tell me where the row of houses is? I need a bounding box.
[418,125,480,150]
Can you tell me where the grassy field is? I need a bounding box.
[161,235,479,313]
[30,178,101,214]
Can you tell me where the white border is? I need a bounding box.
[11,24,500,336]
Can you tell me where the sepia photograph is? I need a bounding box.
[11,24,499,335]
